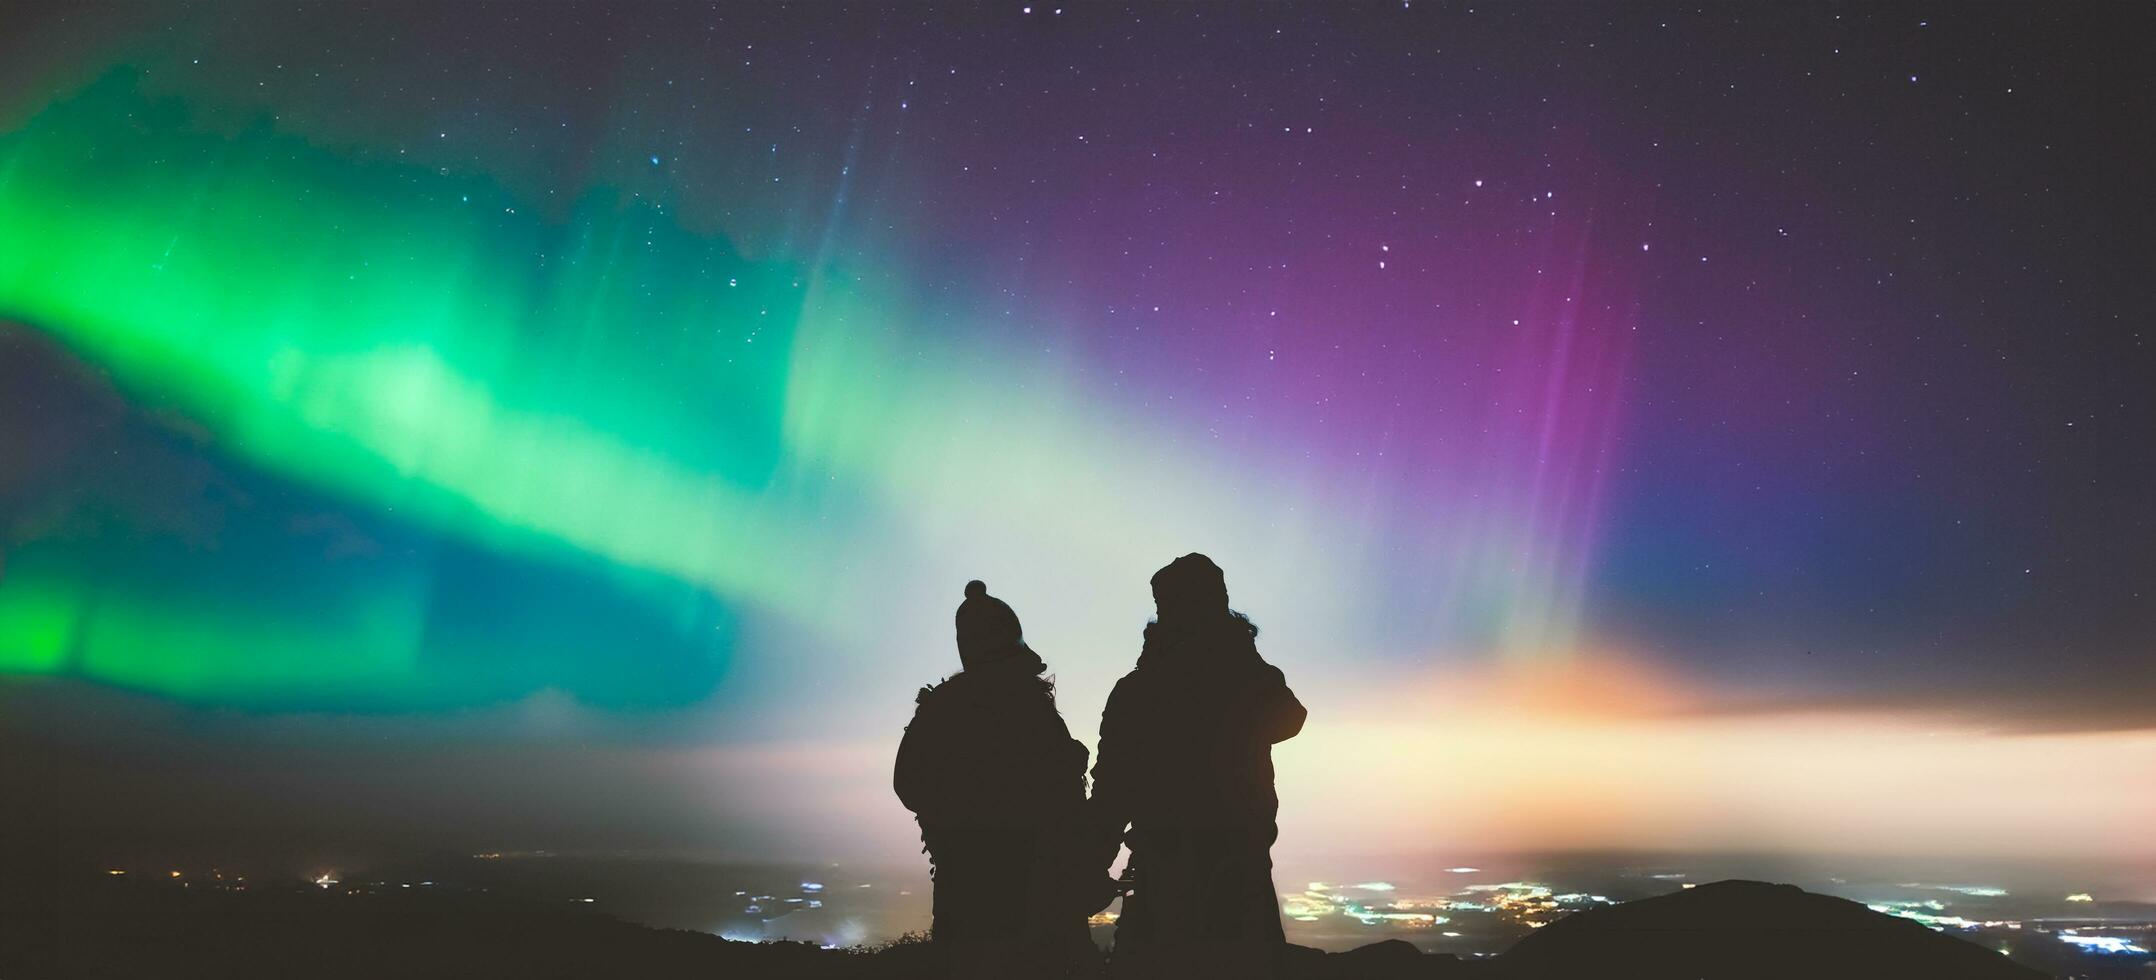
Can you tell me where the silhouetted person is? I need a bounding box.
[895,581,1107,979]
[1091,554,1306,979]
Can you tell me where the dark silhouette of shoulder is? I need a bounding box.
[896,648,1083,829]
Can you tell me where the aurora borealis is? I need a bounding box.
[3,3,2154,872]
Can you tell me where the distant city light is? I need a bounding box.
[1864,901,2019,932]
[1355,911,1444,925]
[1901,883,2008,897]
[96,858,2138,961]
[2057,933,2149,955]
[130,858,2135,963]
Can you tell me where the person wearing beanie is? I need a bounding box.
[895,581,1113,979]
[1089,554,1306,980]
[953,579,1025,671]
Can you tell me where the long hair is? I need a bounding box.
[935,640,1057,703]
[1139,609,1259,670]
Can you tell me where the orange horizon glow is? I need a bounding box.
[648,653,2156,879]
[1272,655,2156,862]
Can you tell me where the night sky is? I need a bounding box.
[2,3,2153,867]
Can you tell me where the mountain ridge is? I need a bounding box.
[1,872,2061,978]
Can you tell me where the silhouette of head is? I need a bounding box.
[954,580,1024,670]
[1150,553,1231,626]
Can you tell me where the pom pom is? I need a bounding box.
[964,580,987,599]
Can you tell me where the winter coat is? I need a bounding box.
[1089,617,1305,955]
[895,649,1096,948]
[1090,618,1304,838]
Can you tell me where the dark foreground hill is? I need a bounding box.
[1489,879,2045,980]
[1,874,2050,979]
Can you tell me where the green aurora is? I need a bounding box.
[0,70,880,705]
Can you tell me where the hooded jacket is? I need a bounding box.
[1089,616,1305,837]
